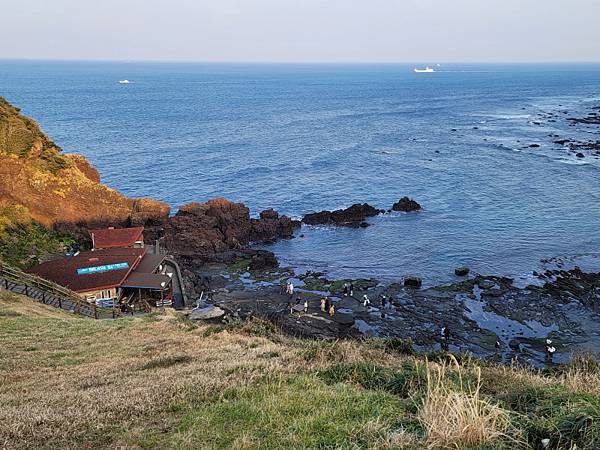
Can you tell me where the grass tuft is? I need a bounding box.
[418,356,515,449]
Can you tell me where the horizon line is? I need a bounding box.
[2,57,600,65]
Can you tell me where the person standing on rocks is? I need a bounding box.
[349,283,354,297]
[441,326,450,351]
[320,297,327,312]
[380,295,387,309]
[343,284,349,297]
[303,300,309,313]
[363,295,371,307]
[545,339,556,362]
[328,304,335,317]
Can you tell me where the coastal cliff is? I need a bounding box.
[0,97,298,267]
[0,97,170,228]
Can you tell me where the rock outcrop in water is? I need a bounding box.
[161,199,299,262]
[567,115,600,125]
[0,97,170,228]
[302,203,383,227]
[392,197,422,212]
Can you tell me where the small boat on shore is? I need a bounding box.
[414,67,435,73]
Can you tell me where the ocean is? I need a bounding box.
[1,61,600,285]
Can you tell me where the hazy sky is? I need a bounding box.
[1,0,598,62]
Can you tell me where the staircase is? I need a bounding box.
[0,263,116,319]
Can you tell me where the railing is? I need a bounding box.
[0,262,115,319]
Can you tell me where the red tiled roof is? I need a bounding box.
[26,248,146,293]
[89,227,144,249]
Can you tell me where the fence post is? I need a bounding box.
[58,297,62,308]
[42,291,45,304]
[94,306,98,320]
[24,284,28,297]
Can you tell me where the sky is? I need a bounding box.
[1,0,599,63]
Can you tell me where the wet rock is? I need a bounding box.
[508,339,521,351]
[392,197,422,212]
[576,152,585,158]
[404,276,422,288]
[455,267,470,276]
[477,279,495,290]
[249,251,279,271]
[302,203,382,227]
[528,143,540,148]
[568,116,600,124]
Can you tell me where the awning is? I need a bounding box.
[134,254,166,274]
[121,273,172,290]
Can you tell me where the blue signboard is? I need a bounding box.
[77,262,129,275]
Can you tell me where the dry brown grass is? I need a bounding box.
[1,290,598,449]
[418,356,513,449]
[0,292,297,449]
[0,289,72,319]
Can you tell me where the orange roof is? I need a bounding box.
[89,227,144,249]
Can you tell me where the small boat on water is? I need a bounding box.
[414,67,435,73]
[118,79,132,84]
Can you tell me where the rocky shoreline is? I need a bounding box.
[181,250,600,368]
[2,95,599,369]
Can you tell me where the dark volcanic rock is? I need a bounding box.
[576,152,585,158]
[528,143,540,148]
[392,197,422,212]
[249,250,279,270]
[162,198,299,261]
[302,203,382,227]
[404,276,422,288]
[568,116,600,125]
[455,267,470,276]
[250,208,300,242]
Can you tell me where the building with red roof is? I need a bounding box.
[27,245,172,306]
[89,227,145,250]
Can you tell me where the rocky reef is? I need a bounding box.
[159,199,299,263]
[392,197,422,212]
[302,203,383,227]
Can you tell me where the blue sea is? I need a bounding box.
[2,61,600,285]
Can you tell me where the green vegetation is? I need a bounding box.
[0,219,76,268]
[0,96,71,173]
[1,290,599,449]
[329,278,378,293]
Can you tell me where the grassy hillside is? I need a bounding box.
[0,97,70,173]
[0,289,598,449]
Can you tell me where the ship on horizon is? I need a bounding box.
[414,66,435,73]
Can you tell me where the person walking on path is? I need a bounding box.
[349,283,354,297]
[328,304,335,317]
[343,283,349,297]
[320,297,327,312]
[303,300,309,313]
